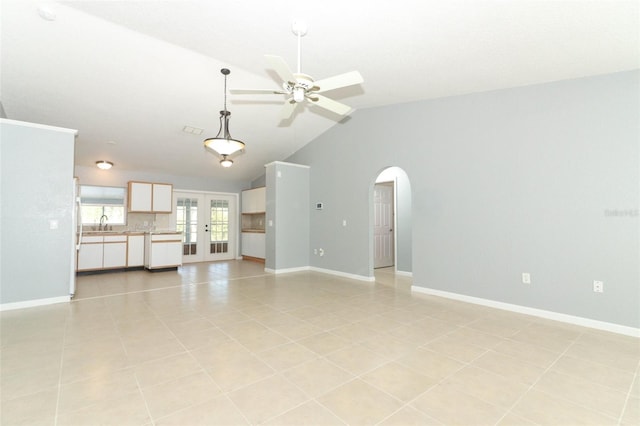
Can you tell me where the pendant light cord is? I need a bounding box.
[223,72,228,113]
[297,30,301,74]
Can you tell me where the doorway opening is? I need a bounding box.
[371,167,412,277]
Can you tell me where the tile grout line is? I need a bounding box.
[72,271,274,303]
[145,292,274,425]
[142,296,228,423]
[52,311,71,426]
[617,359,640,426]
[134,374,155,426]
[491,329,586,425]
[361,322,496,425]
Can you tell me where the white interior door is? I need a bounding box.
[374,182,394,268]
[175,192,237,263]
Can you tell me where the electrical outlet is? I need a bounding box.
[319,248,324,257]
[313,249,318,255]
[593,280,604,293]
[522,273,531,284]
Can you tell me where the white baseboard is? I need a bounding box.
[264,266,310,274]
[412,285,639,338]
[263,265,375,283]
[309,267,375,282]
[395,270,413,277]
[0,296,71,312]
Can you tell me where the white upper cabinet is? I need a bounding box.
[152,183,173,213]
[128,181,173,213]
[241,187,266,213]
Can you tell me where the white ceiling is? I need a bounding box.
[2,0,638,183]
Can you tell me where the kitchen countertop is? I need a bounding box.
[80,230,181,235]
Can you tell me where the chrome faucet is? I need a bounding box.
[99,214,108,231]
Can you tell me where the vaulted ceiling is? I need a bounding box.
[2,0,638,183]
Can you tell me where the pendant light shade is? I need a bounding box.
[203,69,246,165]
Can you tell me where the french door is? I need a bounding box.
[174,192,237,263]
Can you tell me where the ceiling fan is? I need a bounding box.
[230,21,364,120]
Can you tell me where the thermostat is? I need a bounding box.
[316,202,323,210]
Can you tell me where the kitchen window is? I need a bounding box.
[80,185,126,225]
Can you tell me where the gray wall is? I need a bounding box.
[287,70,639,328]
[251,174,266,188]
[265,162,310,271]
[1,120,76,304]
[395,170,412,273]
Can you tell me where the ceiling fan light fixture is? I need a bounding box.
[293,87,305,103]
[228,23,363,120]
[96,160,113,170]
[203,68,246,164]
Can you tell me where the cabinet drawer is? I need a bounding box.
[104,235,127,242]
[151,234,182,242]
[80,235,103,244]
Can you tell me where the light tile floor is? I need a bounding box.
[1,261,638,425]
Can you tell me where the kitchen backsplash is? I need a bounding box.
[85,213,172,232]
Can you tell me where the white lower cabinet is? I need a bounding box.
[77,232,182,272]
[77,236,104,271]
[241,233,265,259]
[103,236,127,268]
[127,235,145,267]
[145,233,182,269]
[77,234,136,271]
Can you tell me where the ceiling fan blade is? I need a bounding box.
[281,99,298,120]
[308,94,353,116]
[229,88,286,95]
[265,55,296,84]
[312,71,363,93]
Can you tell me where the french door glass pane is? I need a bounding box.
[177,198,198,255]
[210,199,229,254]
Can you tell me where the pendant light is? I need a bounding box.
[203,68,245,165]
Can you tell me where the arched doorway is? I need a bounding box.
[370,167,412,278]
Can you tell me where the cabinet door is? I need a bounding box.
[242,187,266,213]
[242,233,265,259]
[103,242,127,268]
[77,243,103,271]
[241,190,250,213]
[241,189,255,213]
[254,187,266,212]
[254,233,266,259]
[152,183,173,213]
[241,233,251,256]
[167,241,182,266]
[128,182,152,212]
[127,235,145,267]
